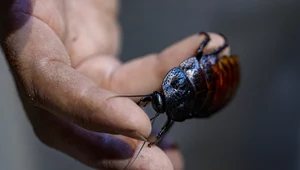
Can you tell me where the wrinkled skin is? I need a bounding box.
[0,0,230,169]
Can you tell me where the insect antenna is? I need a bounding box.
[112,94,152,170]
[123,140,147,170]
[112,94,148,98]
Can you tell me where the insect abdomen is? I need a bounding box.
[196,55,240,116]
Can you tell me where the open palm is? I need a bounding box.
[1,0,229,169]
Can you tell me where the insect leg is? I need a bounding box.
[150,113,160,121]
[136,95,152,107]
[196,32,211,60]
[150,112,160,126]
[148,117,174,147]
[209,33,229,55]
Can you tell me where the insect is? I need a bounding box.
[135,32,240,147]
[122,32,240,169]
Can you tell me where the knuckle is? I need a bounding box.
[15,71,39,106]
[22,81,39,106]
[71,87,99,131]
[13,60,45,107]
[20,75,45,108]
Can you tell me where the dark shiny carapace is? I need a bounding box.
[136,32,240,147]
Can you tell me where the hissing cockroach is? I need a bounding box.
[135,32,240,147]
[122,32,240,170]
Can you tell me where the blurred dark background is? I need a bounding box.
[0,0,299,170]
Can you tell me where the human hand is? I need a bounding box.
[0,0,229,169]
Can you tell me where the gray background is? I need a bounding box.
[1,0,300,170]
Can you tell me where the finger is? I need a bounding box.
[158,142,184,170]
[1,13,150,140]
[0,0,120,66]
[108,32,230,94]
[62,0,121,65]
[165,148,184,170]
[26,106,173,170]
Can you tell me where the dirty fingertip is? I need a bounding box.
[126,142,174,170]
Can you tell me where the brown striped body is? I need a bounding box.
[193,55,240,117]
